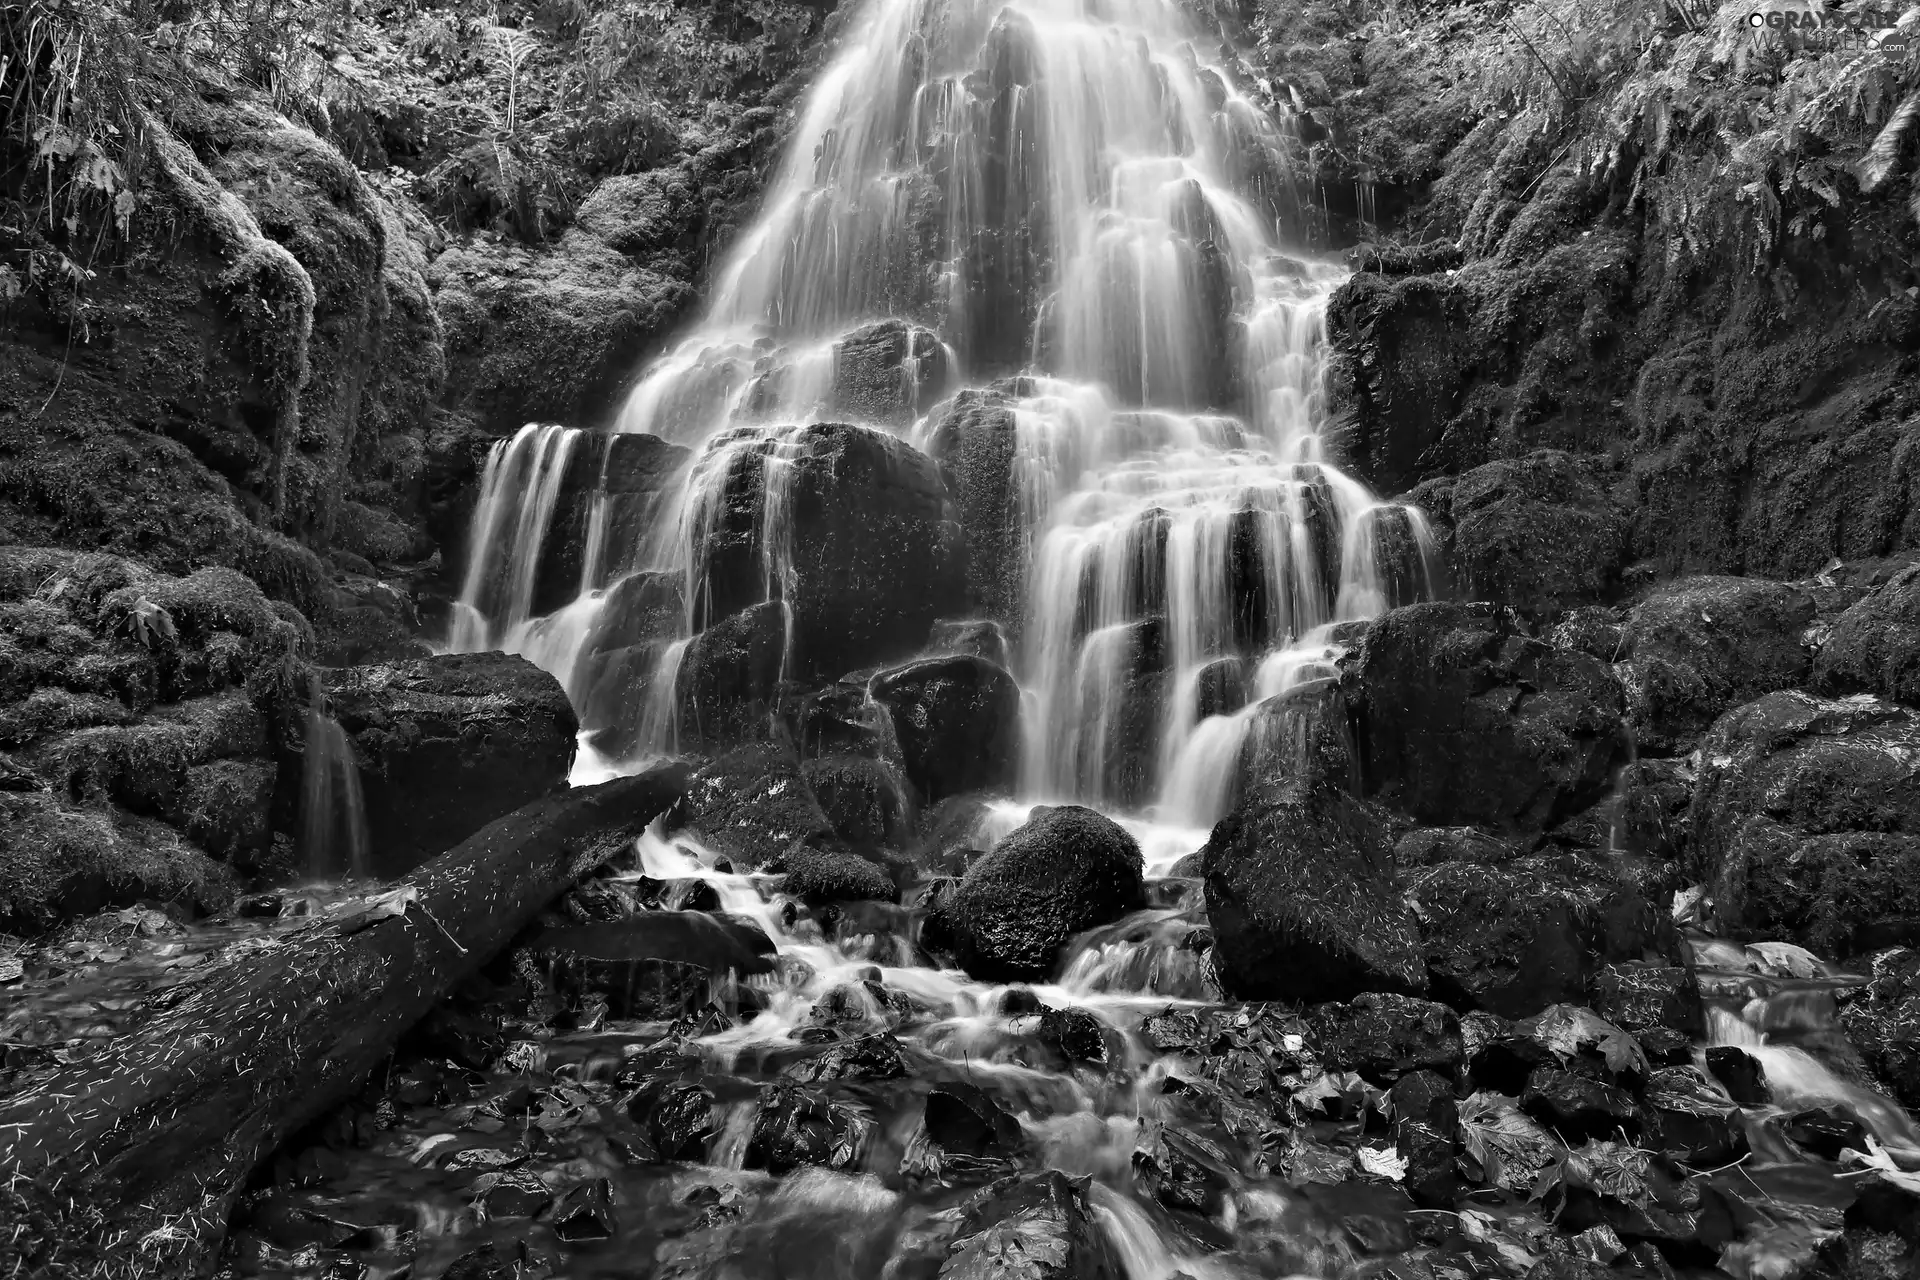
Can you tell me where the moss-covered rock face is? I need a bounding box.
[0,546,317,932]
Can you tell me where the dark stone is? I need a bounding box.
[531,433,689,616]
[1393,826,1520,867]
[1784,1106,1867,1160]
[695,422,967,681]
[745,1080,871,1175]
[1202,773,1425,1003]
[801,754,909,850]
[550,1178,615,1243]
[1192,656,1249,720]
[665,746,835,871]
[626,1079,716,1161]
[321,652,577,877]
[540,911,776,1016]
[1036,1007,1122,1067]
[473,1168,552,1219]
[1617,575,1816,752]
[869,654,1022,804]
[235,892,284,917]
[1407,852,1684,1019]
[1705,1046,1771,1106]
[939,1171,1124,1280]
[675,601,786,753]
[785,1032,910,1082]
[929,805,1145,982]
[998,987,1044,1017]
[1642,1067,1747,1166]
[1520,1065,1639,1141]
[1402,451,1629,612]
[441,1242,513,1280]
[572,570,683,758]
[1838,948,1920,1111]
[1691,692,1920,954]
[831,319,950,426]
[930,619,1012,669]
[782,843,897,905]
[1132,1123,1234,1216]
[1592,964,1705,1036]
[1345,602,1630,835]
[401,1005,505,1071]
[925,387,1026,630]
[1309,993,1464,1083]
[1390,1069,1461,1208]
[1816,564,1920,706]
[926,1081,1023,1157]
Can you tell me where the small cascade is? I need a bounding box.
[1706,993,1920,1153]
[299,678,369,880]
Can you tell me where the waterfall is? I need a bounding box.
[444,0,1432,817]
[300,677,369,881]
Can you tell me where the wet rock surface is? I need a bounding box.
[925,804,1146,982]
[322,652,579,877]
[1345,602,1630,835]
[1691,691,1920,954]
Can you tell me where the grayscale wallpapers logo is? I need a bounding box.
[1744,7,1913,50]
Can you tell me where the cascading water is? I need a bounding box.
[299,675,370,880]
[445,0,1434,818]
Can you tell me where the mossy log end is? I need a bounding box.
[0,764,690,1278]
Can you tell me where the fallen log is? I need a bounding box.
[0,764,689,1278]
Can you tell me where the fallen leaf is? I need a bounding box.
[1357,1145,1409,1181]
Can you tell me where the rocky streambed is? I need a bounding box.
[8,768,1918,1280]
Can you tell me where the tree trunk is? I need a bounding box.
[0,765,689,1278]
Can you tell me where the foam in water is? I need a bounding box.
[445,0,1434,821]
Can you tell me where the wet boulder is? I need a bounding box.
[1389,1070,1461,1208]
[869,654,1022,804]
[925,386,1025,627]
[1520,1065,1639,1141]
[694,423,967,681]
[626,1078,717,1161]
[572,570,683,758]
[937,1171,1123,1280]
[1309,993,1463,1082]
[321,652,577,876]
[1837,948,1920,1110]
[928,804,1145,982]
[1641,1067,1747,1166]
[665,746,834,871]
[802,754,909,850]
[781,843,897,905]
[1403,450,1629,612]
[1690,692,1920,954]
[929,619,1012,669]
[1815,563,1920,705]
[1132,1122,1235,1216]
[1201,776,1426,1003]
[675,601,786,753]
[1405,851,1685,1019]
[1615,575,1815,752]
[530,432,689,615]
[925,1081,1023,1158]
[1345,602,1630,835]
[1592,963,1704,1036]
[745,1080,872,1175]
[1704,1047,1770,1106]
[830,319,950,426]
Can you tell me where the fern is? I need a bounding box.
[1860,90,1920,190]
